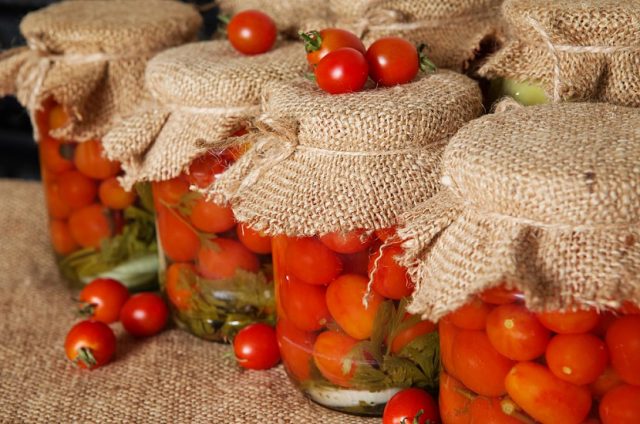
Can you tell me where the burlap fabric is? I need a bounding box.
[103,41,307,189]
[302,0,505,72]
[398,102,640,322]
[0,179,378,423]
[204,71,483,236]
[479,0,640,106]
[0,0,202,142]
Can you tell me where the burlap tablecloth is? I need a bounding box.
[0,179,377,423]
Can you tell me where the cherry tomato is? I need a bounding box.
[369,244,414,299]
[590,366,624,399]
[439,318,459,377]
[315,47,369,94]
[383,388,439,424]
[448,298,493,330]
[439,371,472,424]
[375,227,397,242]
[49,219,79,255]
[152,177,190,207]
[593,311,618,337]
[301,28,366,66]
[505,362,592,424]
[470,397,522,424]
[156,204,200,262]
[390,316,436,354]
[227,10,277,55]
[340,250,370,276]
[58,170,98,209]
[45,181,72,219]
[366,37,419,87]
[98,177,135,210]
[478,285,522,305]
[486,304,551,361]
[39,137,74,173]
[312,330,358,387]
[190,197,236,233]
[320,229,373,254]
[197,237,260,279]
[78,278,129,324]
[545,333,608,385]
[74,140,120,180]
[452,329,515,397]
[326,274,383,340]
[236,223,272,254]
[68,204,112,248]
[599,384,640,424]
[619,301,640,314]
[186,152,228,188]
[47,103,68,131]
[64,320,116,370]
[536,308,600,334]
[165,263,196,311]
[280,278,331,332]
[605,315,640,385]
[277,318,316,381]
[233,323,280,370]
[285,237,342,285]
[120,293,169,337]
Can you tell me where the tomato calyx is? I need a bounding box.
[417,44,437,74]
[400,409,424,424]
[77,301,97,318]
[299,30,323,54]
[74,346,98,369]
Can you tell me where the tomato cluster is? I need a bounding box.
[439,286,640,424]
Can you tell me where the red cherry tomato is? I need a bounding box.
[301,28,365,66]
[536,308,600,334]
[98,177,136,210]
[315,48,369,94]
[606,315,640,385]
[340,250,370,276]
[280,277,331,332]
[312,330,358,387]
[74,140,120,180]
[368,244,414,299]
[233,323,280,370]
[390,316,436,354]
[197,237,260,279]
[45,181,72,219]
[285,237,342,285]
[478,285,522,305]
[545,333,608,385]
[599,384,640,424]
[227,10,277,55]
[165,262,196,311]
[276,318,317,381]
[152,177,190,207]
[78,278,130,324]
[120,293,169,337]
[448,298,493,330]
[156,204,200,262]
[383,388,439,424]
[64,320,116,370]
[590,366,624,399]
[319,229,373,254]
[236,223,272,254]
[366,37,419,87]
[485,304,551,361]
[186,152,228,188]
[39,137,74,173]
[189,197,236,233]
[58,170,98,209]
[375,227,397,242]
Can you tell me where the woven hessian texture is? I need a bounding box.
[302,0,505,72]
[102,41,307,189]
[0,179,378,424]
[205,71,483,237]
[399,102,640,322]
[0,0,202,142]
[479,0,640,106]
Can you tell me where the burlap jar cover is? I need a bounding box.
[0,0,202,142]
[204,71,483,236]
[399,102,640,322]
[479,0,640,106]
[103,41,308,188]
[301,0,505,72]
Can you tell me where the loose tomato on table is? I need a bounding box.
[78,278,130,324]
[382,388,439,424]
[366,37,420,87]
[300,28,366,66]
[120,293,169,337]
[314,47,369,95]
[226,10,277,55]
[64,320,116,370]
[233,323,280,370]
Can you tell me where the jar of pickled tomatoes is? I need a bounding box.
[398,102,640,424]
[103,41,307,340]
[205,73,484,414]
[0,1,201,289]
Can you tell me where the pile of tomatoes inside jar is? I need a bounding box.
[439,285,640,424]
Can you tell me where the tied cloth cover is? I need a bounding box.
[202,71,483,237]
[102,41,308,189]
[479,0,640,106]
[302,0,505,72]
[399,102,640,322]
[0,0,202,142]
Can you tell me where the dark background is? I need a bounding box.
[0,0,217,180]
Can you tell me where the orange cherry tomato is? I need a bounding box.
[58,170,98,209]
[49,219,79,255]
[39,137,74,173]
[197,237,260,279]
[156,205,200,262]
[390,317,436,354]
[98,177,135,210]
[340,250,370,276]
[439,371,473,424]
[325,274,383,340]
[486,304,551,361]
[165,263,196,311]
[599,384,640,424]
[152,177,190,207]
[452,329,515,397]
[478,285,522,305]
[470,397,522,424]
[189,197,236,233]
[236,223,272,254]
[48,103,69,130]
[368,244,414,300]
[505,362,592,424]
[439,318,460,377]
[68,204,112,249]
[45,181,72,219]
[277,318,317,381]
[280,278,331,332]
[312,330,358,387]
[605,315,640,385]
[590,366,624,399]
[536,309,600,334]
[545,333,608,385]
[285,237,342,286]
[186,152,228,189]
[320,229,373,254]
[74,140,120,180]
[448,298,493,330]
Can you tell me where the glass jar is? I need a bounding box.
[152,147,274,342]
[272,230,439,416]
[36,100,158,290]
[439,285,640,424]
